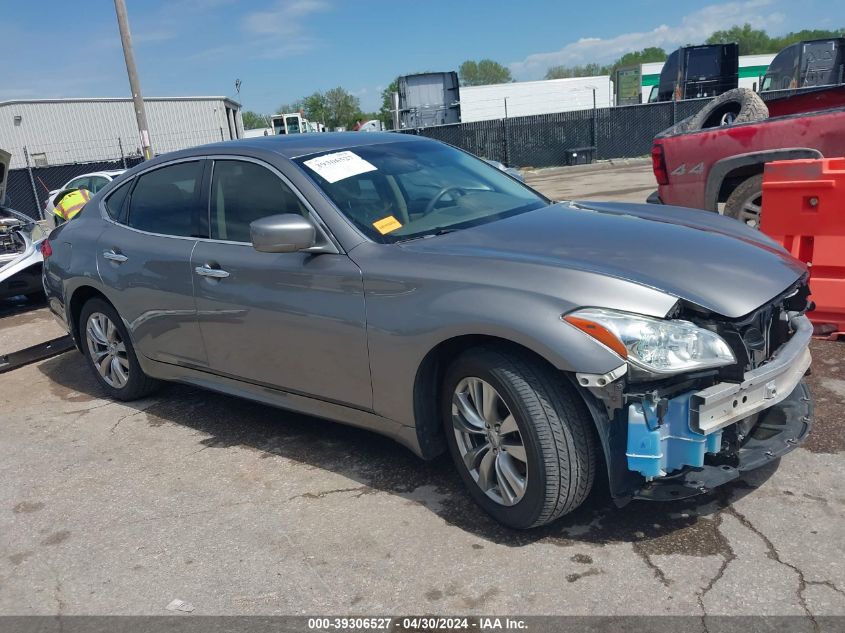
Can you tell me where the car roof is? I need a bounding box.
[196,131,431,160]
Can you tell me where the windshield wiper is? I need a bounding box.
[396,227,460,243]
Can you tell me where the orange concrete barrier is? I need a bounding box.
[762,158,845,338]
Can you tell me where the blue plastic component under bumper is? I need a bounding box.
[626,391,723,479]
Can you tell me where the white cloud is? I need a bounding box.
[242,0,329,36]
[509,0,786,79]
[189,0,331,62]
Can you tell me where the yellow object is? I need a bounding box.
[54,188,92,221]
[373,215,402,235]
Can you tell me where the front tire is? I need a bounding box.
[79,298,159,401]
[443,346,596,529]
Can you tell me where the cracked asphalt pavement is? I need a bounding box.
[0,163,843,619]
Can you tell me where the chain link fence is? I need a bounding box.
[3,128,234,220]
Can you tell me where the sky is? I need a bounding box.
[2,0,843,114]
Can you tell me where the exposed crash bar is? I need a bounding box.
[691,315,813,434]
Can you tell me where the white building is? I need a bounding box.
[0,96,243,169]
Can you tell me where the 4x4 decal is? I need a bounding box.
[670,162,705,176]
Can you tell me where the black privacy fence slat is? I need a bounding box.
[5,158,144,221]
[398,85,834,169]
[398,97,714,168]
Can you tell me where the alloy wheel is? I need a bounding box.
[451,377,528,506]
[737,191,762,228]
[85,312,129,389]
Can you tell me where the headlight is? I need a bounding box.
[564,308,736,375]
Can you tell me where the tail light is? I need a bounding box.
[40,239,52,259]
[651,143,669,185]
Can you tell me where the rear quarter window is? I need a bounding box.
[104,181,131,219]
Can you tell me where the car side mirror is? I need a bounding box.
[250,214,316,253]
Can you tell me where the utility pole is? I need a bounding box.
[114,0,153,160]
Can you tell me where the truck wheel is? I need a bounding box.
[724,174,764,228]
[442,346,596,529]
[79,298,160,401]
[688,88,768,131]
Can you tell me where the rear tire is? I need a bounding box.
[79,298,159,401]
[724,174,764,229]
[442,346,596,529]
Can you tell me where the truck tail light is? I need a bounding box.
[652,143,669,185]
[40,239,52,259]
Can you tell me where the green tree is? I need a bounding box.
[544,48,666,81]
[770,28,844,50]
[379,79,399,129]
[458,59,512,86]
[546,63,610,79]
[241,110,270,130]
[707,24,844,55]
[276,100,304,115]
[706,23,772,54]
[301,92,330,126]
[610,47,667,75]
[324,87,363,129]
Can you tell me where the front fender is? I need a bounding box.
[363,277,669,429]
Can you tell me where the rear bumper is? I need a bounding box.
[634,380,812,501]
[646,190,663,204]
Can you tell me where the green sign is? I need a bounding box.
[616,66,642,105]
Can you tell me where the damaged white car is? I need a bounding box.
[0,149,46,301]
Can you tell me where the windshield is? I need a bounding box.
[686,48,720,79]
[763,44,800,91]
[296,140,548,243]
[286,116,301,134]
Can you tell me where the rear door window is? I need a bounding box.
[126,161,204,237]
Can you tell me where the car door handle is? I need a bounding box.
[194,265,230,279]
[103,250,128,263]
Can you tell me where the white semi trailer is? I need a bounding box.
[458,76,613,123]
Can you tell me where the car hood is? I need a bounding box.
[401,201,806,319]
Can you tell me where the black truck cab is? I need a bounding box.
[762,38,845,92]
[652,44,739,102]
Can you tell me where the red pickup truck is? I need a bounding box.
[649,87,845,227]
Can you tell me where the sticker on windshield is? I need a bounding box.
[373,215,402,235]
[303,151,377,183]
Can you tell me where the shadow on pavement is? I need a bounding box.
[38,350,777,554]
[0,294,46,319]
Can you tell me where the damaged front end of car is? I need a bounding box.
[570,279,814,503]
[0,149,46,301]
[0,206,46,301]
